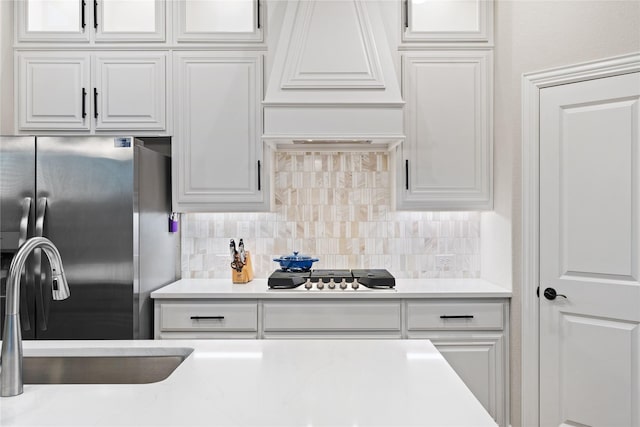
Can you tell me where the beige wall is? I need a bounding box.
[494,1,640,425]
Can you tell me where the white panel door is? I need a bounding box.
[173,52,266,212]
[94,52,167,130]
[17,52,90,130]
[399,51,492,210]
[540,72,640,427]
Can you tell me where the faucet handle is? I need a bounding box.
[51,271,70,301]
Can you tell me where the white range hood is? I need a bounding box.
[263,0,405,149]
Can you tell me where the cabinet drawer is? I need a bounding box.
[159,302,257,332]
[263,301,401,332]
[407,301,504,331]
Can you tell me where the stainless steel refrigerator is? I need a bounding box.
[0,136,177,339]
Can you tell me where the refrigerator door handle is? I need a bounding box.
[18,197,32,331]
[18,197,32,247]
[35,197,50,331]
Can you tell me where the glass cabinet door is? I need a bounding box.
[176,0,262,42]
[95,0,165,42]
[403,0,492,42]
[18,0,90,41]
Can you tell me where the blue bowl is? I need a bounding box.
[273,251,319,272]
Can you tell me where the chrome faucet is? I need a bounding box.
[1,237,69,397]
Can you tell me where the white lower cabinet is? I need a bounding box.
[154,300,258,339]
[16,51,168,133]
[406,299,508,426]
[262,300,402,338]
[154,297,508,426]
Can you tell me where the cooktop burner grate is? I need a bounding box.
[267,269,395,290]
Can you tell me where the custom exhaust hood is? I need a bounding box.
[263,0,405,150]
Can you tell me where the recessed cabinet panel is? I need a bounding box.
[399,50,492,210]
[17,53,90,130]
[429,334,504,426]
[96,0,165,42]
[94,53,167,130]
[173,52,266,212]
[18,0,89,42]
[176,0,262,42]
[403,0,493,43]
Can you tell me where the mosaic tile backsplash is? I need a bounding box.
[181,152,480,279]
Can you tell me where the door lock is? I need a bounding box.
[543,287,567,300]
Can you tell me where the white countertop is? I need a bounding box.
[151,278,512,299]
[0,339,496,427]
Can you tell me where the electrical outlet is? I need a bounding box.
[435,254,456,269]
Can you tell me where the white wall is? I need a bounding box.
[493,1,640,425]
[0,0,14,134]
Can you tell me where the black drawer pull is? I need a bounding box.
[440,315,474,319]
[190,316,225,320]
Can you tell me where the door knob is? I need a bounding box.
[543,287,567,300]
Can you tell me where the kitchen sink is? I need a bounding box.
[22,347,193,384]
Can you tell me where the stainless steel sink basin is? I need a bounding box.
[23,347,193,384]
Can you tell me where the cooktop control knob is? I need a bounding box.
[352,282,359,290]
[340,282,347,290]
[328,281,336,289]
[305,282,312,290]
[317,282,324,290]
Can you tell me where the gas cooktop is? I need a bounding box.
[267,269,396,291]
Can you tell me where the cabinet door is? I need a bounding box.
[17,52,91,130]
[399,50,492,210]
[402,0,493,43]
[95,0,165,42]
[94,52,167,131]
[175,0,262,42]
[17,0,90,42]
[429,334,506,427]
[173,52,267,212]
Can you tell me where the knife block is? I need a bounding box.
[232,251,254,284]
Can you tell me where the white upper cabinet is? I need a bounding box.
[172,52,267,212]
[403,0,493,43]
[93,52,167,130]
[16,0,165,43]
[17,0,90,42]
[95,0,165,42]
[16,51,168,133]
[175,0,263,43]
[17,52,91,129]
[398,50,493,210]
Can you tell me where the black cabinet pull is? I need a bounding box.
[440,315,475,319]
[82,88,87,118]
[404,0,409,29]
[190,316,225,320]
[81,1,86,28]
[257,160,262,191]
[94,0,98,28]
[405,159,409,190]
[256,0,261,29]
[93,88,98,118]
